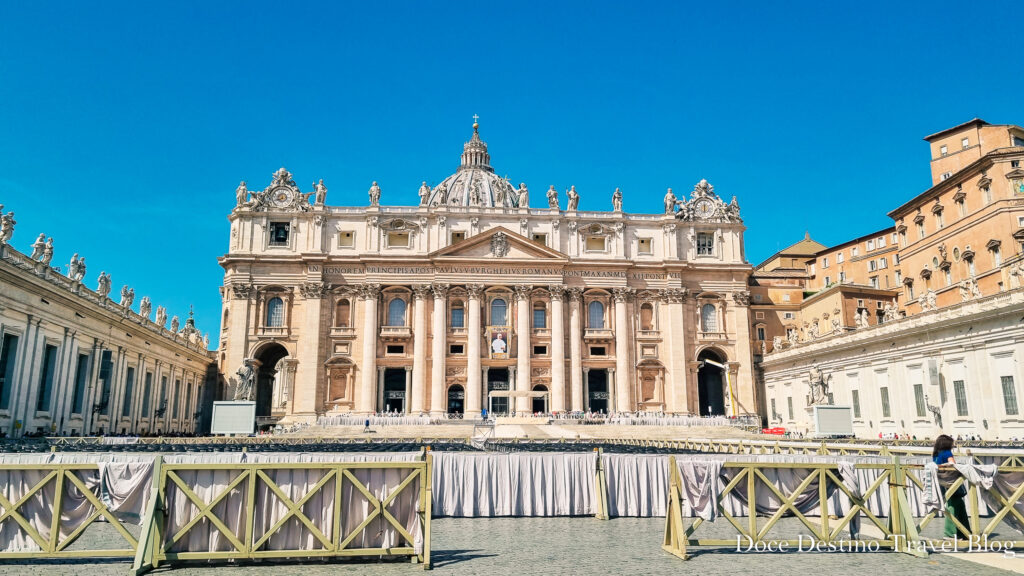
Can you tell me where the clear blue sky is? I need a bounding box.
[1,1,1021,345]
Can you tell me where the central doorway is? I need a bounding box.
[487,368,510,415]
[254,343,288,419]
[383,368,406,413]
[447,384,464,415]
[587,370,608,414]
[532,385,548,414]
[697,350,726,416]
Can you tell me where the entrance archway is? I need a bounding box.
[532,385,548,414]
[487,368,510,415]
[383,368,406,413]
[447,384,464,415]
[587,370,608,414]
[254,343,288,419]
[697,349,726,416]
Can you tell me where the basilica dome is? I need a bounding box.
[427,122,519,208]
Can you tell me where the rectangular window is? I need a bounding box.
[880,257,887,269]
[953,380,968,416]
[851,390,861,418]
[914,384,926,418]
[839,271,846,283]
[338,231,354,247]
[852,246,860,256]
[837,252,845,263]
[936,212,944,229]
[36,344,58,412]
[783,312,795,320]
[184,383,193,421]
[770,398,777,419]
[983,186,992,204]
[0,333,19,410]
[71,354,90,415]
[787,397,794,420]
[755,311,765,319]
[961,137,969,149]
[879,236,886,248]
[869,260,877,271]
[269,222,290,246]
[822,257,829,268]
[451,231,466,244]
[1002,376,1019,416]
[756,326,766,340]
[385,344,404,354]
[533,345,547,356]
[870,276,878,288]
[824,276,831,285]
[533,307,546,328]
[172,379,181,419]
[449,344,464,355]
[696,233,714,256]
[916,222,925,238]
[159,376,167,414]
[531,233,546,246]
[121,367,135,418]
[940,145,948,156]
[867,239,875,250]
[387,232,410,247]
[142,372,152,416]
[450,307,465,328]
[638,238,652,254]
[590,346,606,356]
[957,199,966,217]
[585,236,606,251]
[880,387,891,418]
[992,247,1002,267]
[941,172,952,181]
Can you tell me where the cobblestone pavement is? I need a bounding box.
[4,518,1020,576]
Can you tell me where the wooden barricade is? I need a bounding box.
[662,455,926,559]
[132,455,432,573]
[0,462,140,559]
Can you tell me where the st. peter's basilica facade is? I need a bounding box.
[218,122,756,424]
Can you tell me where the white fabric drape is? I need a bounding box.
[431,452,597,517]
[317,415,433,426]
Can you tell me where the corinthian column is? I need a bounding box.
[613,287,633,412]
[358,283,380,414]
[514,284,532,413]
[466,284,484,418]
[430,284,449,416]
[411,284,431,414]
[549,285,566,413]
[568,287,584,412]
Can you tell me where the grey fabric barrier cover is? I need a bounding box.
[161,452,423,554]
[0,453,154,552]
[430,451,597,517]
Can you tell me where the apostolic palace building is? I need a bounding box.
[218,121,756,424]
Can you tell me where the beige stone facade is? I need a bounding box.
[217,123,756,424]
[0,219,212,437]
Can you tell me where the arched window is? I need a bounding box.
[640,303,654,330]
[387,298,407,326]
[222,309,229,327]
[588,300,605,328]
[701,303,717,332]
[266,297,284,327]
[490,298,507,326]
[335,299,351,327]
[533,302,546,329]
[450,300,465,328]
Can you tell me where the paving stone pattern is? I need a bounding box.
[3,518,1018,576]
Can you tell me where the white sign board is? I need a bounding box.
[211,401,256,436]
[813,405,854,437]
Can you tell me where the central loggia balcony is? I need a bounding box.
[380,325,412,340]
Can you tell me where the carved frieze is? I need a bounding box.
[300,282,326,299]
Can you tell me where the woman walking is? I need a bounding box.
[933,434,971,540]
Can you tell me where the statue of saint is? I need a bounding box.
[663,188,678,214]
[494,181,506,205]
[772,335,783,351]
[235,181,248,206]
[546,185,559,209]
[30,233,46,260]
[40,238,53,266]
[612,188,623,212]
[517,183,529,208]
[120,285,135,308]
[368,181,381,206]
[155,306,167,328]
[566,185,580,210]
[96,272,111,298]
[234,361,257,401]
[170,315,180,333]
[418,181,430,206]
[139,296,152,320]
[0,211,16,244]
[313,179,327,205]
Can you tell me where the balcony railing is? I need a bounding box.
[532,328,551,337]
[584,328,614,340]
[257,326,288,338]
[636,329,661,340]
[448,327,467,336]
[380,326,412,339]
[698,331,727,341]
[330,326,356,338]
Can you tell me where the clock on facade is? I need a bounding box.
[694,198,715,219]
[272,188,294,208]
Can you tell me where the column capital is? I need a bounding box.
[660,287,687,303]
[612,287,635,303]
[466,284,485,299]
[548,284,566,300]
[357,283,381,299]
[514,284,533,300]
[412,284,432,300]
[567,287,584,302]
[431,283,450,299]
[300,281,326,299]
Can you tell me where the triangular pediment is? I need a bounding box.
[429,226,568,261]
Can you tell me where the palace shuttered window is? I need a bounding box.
[588,301,605,328]
[1002,376,1019,416]
[696,233,714,256]
[880,387,891,418]
[953,380,968,416]
[701,304,717,332]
